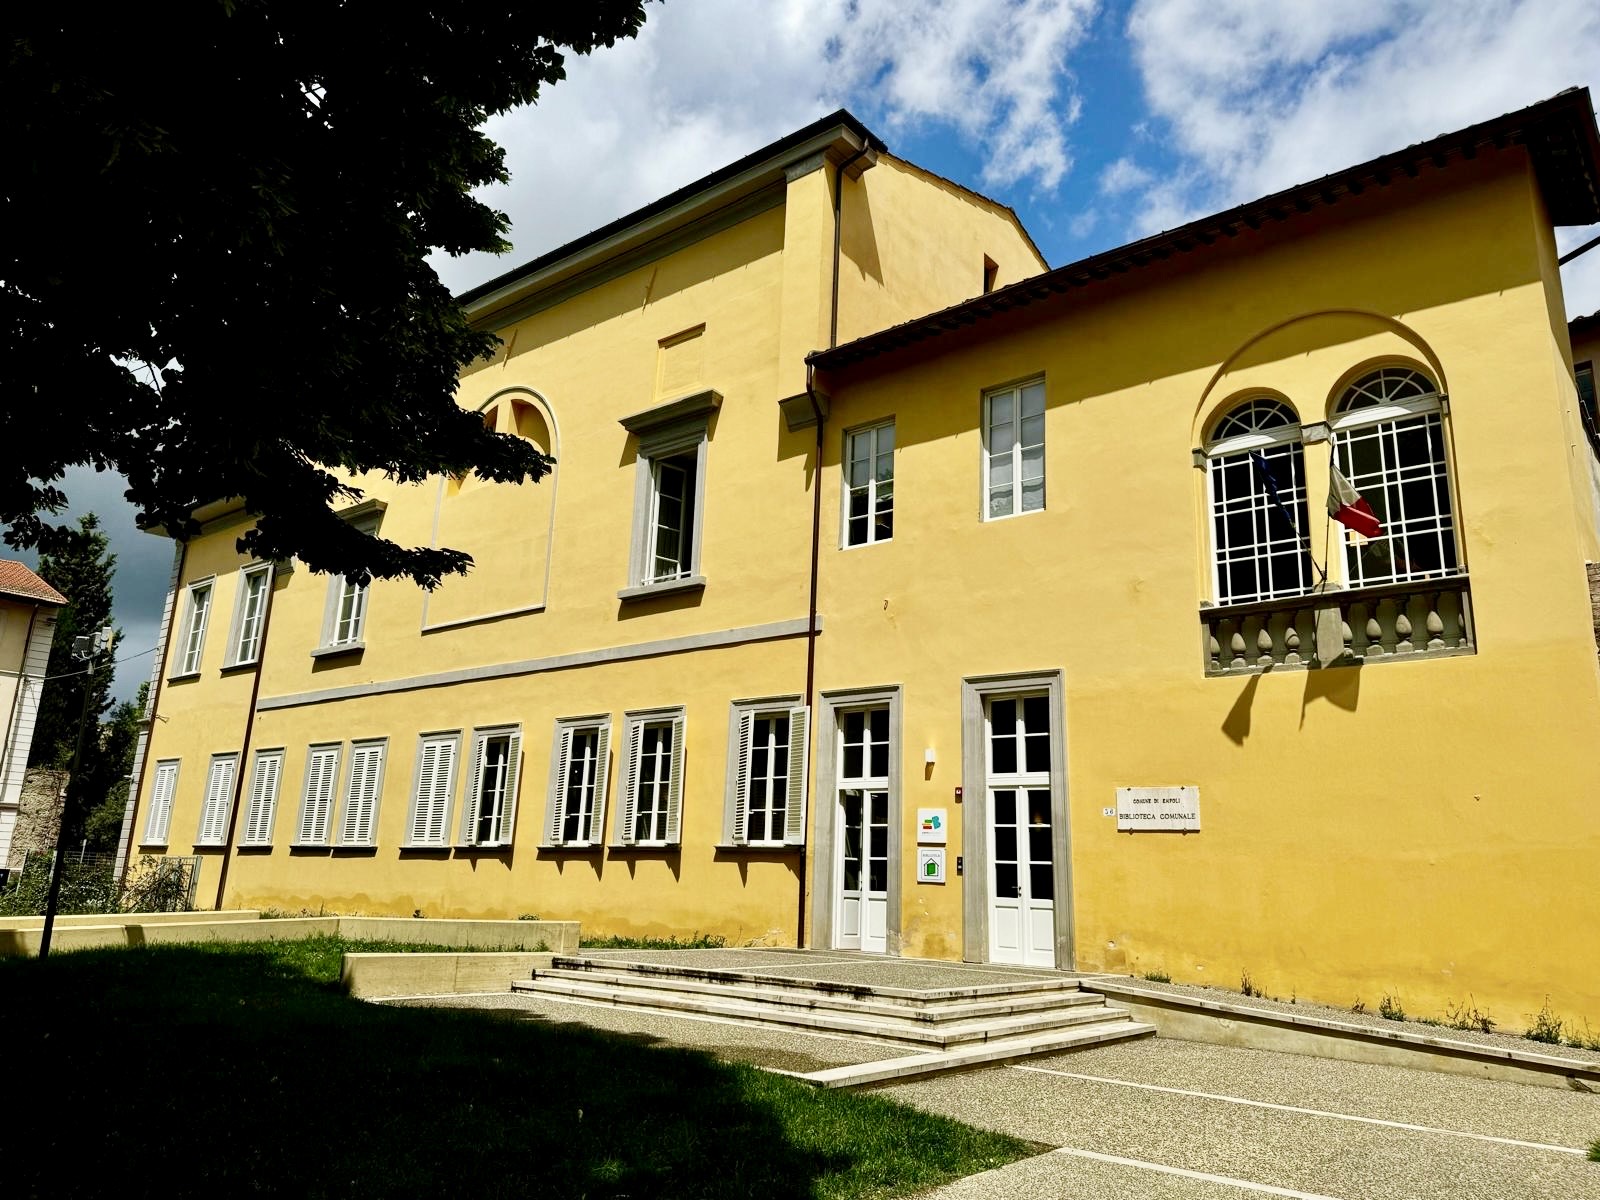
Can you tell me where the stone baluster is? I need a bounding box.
[1395,597,1415,654]
[1368,599,1392,657]
[1424,593,1445,651]
[1206,619,1222,673]
[1438,588,1465,648]
[1229,619,1248,670]
[1257,617,1277,667]
[1348,602,1370,657]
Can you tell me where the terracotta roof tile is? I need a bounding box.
[0,559,68,606]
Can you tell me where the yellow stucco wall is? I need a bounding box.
[815,147,1600,1029]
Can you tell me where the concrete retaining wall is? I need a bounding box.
[0,915,578,958]
[0,910,262,930]
[1089,981,1600,1092]
[342,951,555,999]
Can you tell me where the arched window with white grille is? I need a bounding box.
[1331,367,1458,587]
[1206,397,1314,604]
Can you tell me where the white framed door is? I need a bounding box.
[985,693,1056,967]
[834,706,889,953]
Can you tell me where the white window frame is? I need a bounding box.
[620,392,719,600]
[1204,397,1315,605]
[460,725,523,848]
[982,377,1046,521]
[143,759,180,845]
[544,717,610,848]
[337,738,388,847]
[616,707,685,847]
[173,579,214,678]
[841,420,895,548]
[317,573,369,653]
[223,562,273,668]
[295,743,342,846]
[239,748,285,847]
[723,697,809,847]
[1329,369,1460,589]
[405,732,460,848]
[195,752,240,846]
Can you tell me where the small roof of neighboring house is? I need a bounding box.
[812,88,1600,374]
[0,560,68,607]
[1571,310,1600,340]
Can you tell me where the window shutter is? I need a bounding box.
[461,734,486,845]
[199,756,236,844]
[340,744,382,845]
[547,727,571,846]
[618,720,643,845]
[497,729,523,845]
[731,710,753,845]
[586,725,610,845]
[410,739,440,844]
[300,748,338,844]
[147,762,178,841]
[665,712,686,845]
[784,705,810,845]
[244,752,281,844]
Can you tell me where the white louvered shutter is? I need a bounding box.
[340,743,384,845]
[461,734,486,845]
[198,755,237,844]
[585,725,609,844]
[664,712,686,844]
[496,730,523,845]
[146,761,179,841]
[410,736,455,846]
[618,721,643,845]
[547,727,571,846]
[243,751,282,844]
[784,706,810,845]
[731,710,753,844]
[299,747,338,844]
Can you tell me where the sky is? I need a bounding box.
[14,0,1600,703]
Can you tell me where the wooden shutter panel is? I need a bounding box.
[547,727,571,846]
[147,763,177,841]
[427,738,456,845]
[199,757,234,844]
[618,720,643,845]
[731,710,753,845]
[301,748,337,844]
[497,730,523,845]
[665,712,686,845]
[410,740,440,844]
[340,744,381,845]
[784,706,810,845]
[586,725,609,845]
[245,752,281,844]
[461,734,486,845]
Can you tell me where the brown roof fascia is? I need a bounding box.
[811,88,1600,374]
[1571,310,1600,340]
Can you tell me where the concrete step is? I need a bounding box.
[513,972,1133,1048]
[525,964,1102,1023]
[549,955,1083,1002]
[792,1019,1159,1088]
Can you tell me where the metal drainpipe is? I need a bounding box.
[118,539,187,890]
[797,143,870,950]
[212,568,277,910]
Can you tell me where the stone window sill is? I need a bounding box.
[617,575,706,603]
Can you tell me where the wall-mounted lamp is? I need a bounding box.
[924,747,936,765]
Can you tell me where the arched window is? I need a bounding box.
[1331,367,1457,587]
[1206,397,1313,604]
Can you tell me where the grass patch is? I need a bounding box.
[1140,969,1172,984]
[581,932,730,950]
[1378,993,1406,1022]
[1588,1136,1599,1162]
[1525,998,1565,1045]
[1,937,1027,1198]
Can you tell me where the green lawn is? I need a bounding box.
[0,937,1031,1198]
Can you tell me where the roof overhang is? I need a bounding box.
[811,88,1600,375]
[459,111,885,330]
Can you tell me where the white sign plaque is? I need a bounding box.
[1116,786,1200,832]
[916,848,947,883]
[916,807,948,845]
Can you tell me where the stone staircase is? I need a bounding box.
[511,955,1155,1086]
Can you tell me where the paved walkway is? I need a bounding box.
[884,1038,1600,1200]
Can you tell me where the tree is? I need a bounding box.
[81,683,150,855]
[3,3,647,587]
[28,514,118,770]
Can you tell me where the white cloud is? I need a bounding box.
[1124,0,1600,316]
[1099,156,1153,195]
[435,0,1099,293]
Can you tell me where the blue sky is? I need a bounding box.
[17,0,1600,702]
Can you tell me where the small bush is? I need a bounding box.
[517,913,541,921]
[1525,998,1565,1045]
[1351,998,1367,1015]
[1443,996,1496,1034]
[1587,1136,1599,1162]
[1239,970,1260,998]
[1141,970,1172,984]
[1378,993,1406,1022]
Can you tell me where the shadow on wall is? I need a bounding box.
[1220,663,1362,745]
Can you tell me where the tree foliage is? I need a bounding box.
[3,2,647,586]
[81,683,151,854]
[28,514,118,771]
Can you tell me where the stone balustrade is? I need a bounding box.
[1201,576,1474,676]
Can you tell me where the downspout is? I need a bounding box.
[212,569,277,910]
[798,143,870,950]
[117,540,187,888]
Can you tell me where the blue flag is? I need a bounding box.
[1250,451,1301,537]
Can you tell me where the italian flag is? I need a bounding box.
[1328,464,1382,539]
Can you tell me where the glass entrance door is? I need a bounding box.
[985,694,1055,967]
[835,707,889,953]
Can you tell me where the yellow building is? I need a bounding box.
[123,94,1600,1029]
